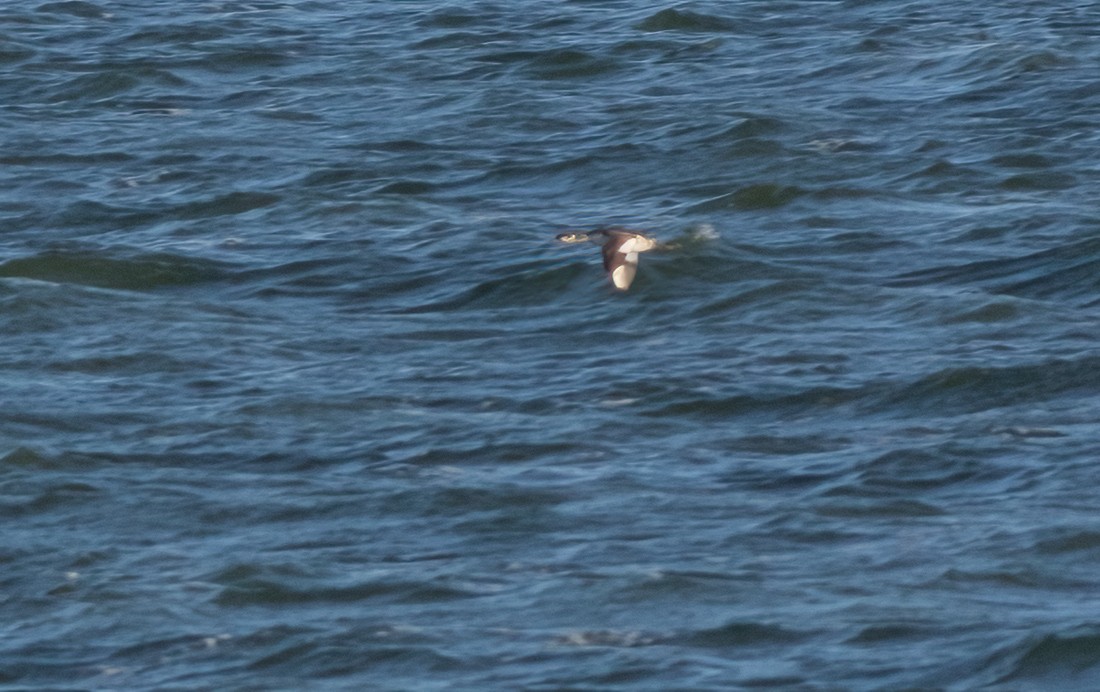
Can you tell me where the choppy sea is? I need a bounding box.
[3,1,1100,689]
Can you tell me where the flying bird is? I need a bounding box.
[556,227,660,291]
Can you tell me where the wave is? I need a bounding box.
[680,620,811,648]
[635,8,740,33]
[469,46,623,81]
[892,235,1100,305]
[522,48,622,80]
[34,1,110,19]
[211,563,481,607]
[0,249,231,290]
[685,183,804,213]
[0,465,100,519]
[645,354,1100,423]
[950,626,1100,690]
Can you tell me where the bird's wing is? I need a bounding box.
[602,235,641,290]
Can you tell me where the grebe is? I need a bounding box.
[556,227,660,291]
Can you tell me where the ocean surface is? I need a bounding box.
[2,1,1100,689]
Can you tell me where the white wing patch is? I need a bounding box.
[610,251,639,290]
[594,231,656,291]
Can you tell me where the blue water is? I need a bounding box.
[3,1,1100,688]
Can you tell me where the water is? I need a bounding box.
[3,1,1100,688]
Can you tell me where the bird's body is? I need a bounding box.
[556,227,660,291]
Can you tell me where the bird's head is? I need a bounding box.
[555,231,590,244]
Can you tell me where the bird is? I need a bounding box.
[555,227,660,291]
